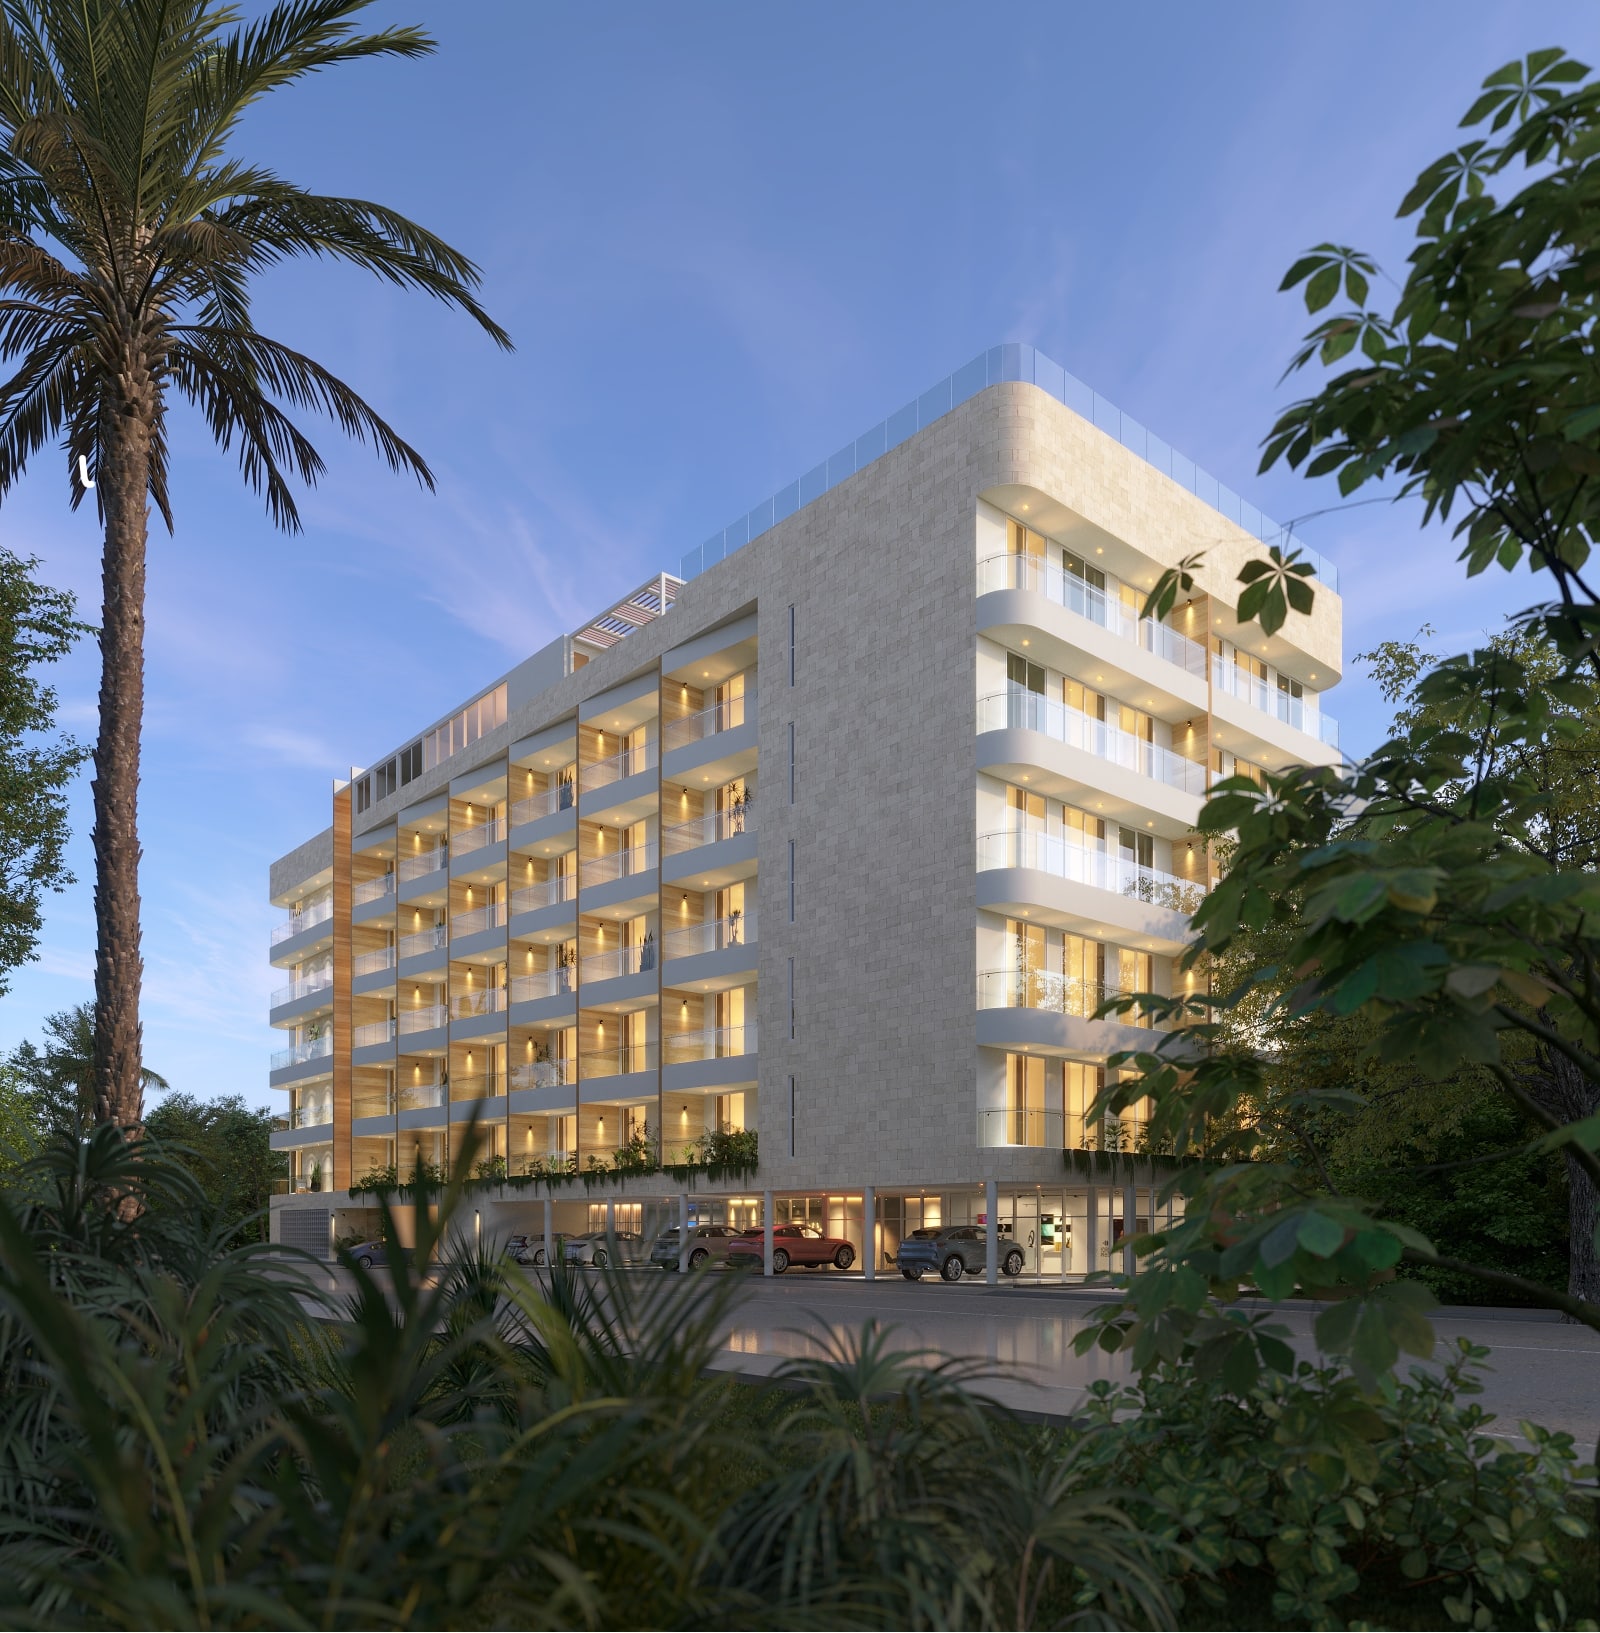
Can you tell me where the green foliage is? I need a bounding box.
[0,549,85,993]
[142,1091,284,1242]
[4,1004,168,1146]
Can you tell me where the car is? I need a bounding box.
[895,1225,1025,1282]
[505,1232,556,1267]
[724,1222,856,1275]
[648,1223,741,1270]
[563,1230,646,1268]
[346,1238,388,1270]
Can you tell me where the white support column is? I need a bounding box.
[1123,1177,1137,1278]
[678,1192,690,1272]
[606,1196,615,1237]
[763,1190,774,1276]
[542,1197,553,1271]
[1086,1182,1098,1276]
[862,1187,875,1280]
[984,1179,998,1285]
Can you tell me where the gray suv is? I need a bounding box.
[896,1225,1025,1282]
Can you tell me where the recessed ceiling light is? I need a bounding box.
[1021,639,1029,647]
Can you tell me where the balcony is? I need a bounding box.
[353,1017,397,1049]
[581,1043,658,1090]
[1211,657,1339,750]
[508,965,577,1026]
[975,967,1161,1060]
[289,1102,334,1130]
[976,1107,1145,1152]
[509,1058,575,1092]
[579,743,659,822]
[662,692,751,752]
[448,1071,508,1117]
[977,554,1207,679]
[397,1003,447,1039]
[580,942,657,984]
[450,987,507,1022]
[661,910,758,988]
[352,874,395,907]
[510,875,576,917]
[978,689,1206,798]
[269,971,333,1025]
[978,967,1145,1023]
[453,817,506,858]
[398,1081,446,1112]
[662,909,755,960]
[271,896,333,954]
[975,829,1201,954]
[512,783,576,825]
[399,845,448,883]
[662,692,758,785]
[352,947,396,978]
[662,1023,757,1092]
[269,1033,333,1081]
[578,841,658,915]
[398,923,447,964]
[450,901,507,959]
[659,806,757,888]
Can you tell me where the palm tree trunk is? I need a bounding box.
[91,396,152,1131]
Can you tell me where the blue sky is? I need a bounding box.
[1,2,1593,1100]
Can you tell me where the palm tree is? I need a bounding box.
[0,2,510,1129]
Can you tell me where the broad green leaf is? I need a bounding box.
[1296,1212,1346,1259]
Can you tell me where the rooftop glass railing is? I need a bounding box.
[579,841,657,890]
[660,805,754,856]
[351,875,394,907]
[352,947,396,978]
[976,554,1207,678]
[976,829,1206,915]
[662,690,753,752]
[511,782,575,825]
[581,742,656,794]
[1211,658,1340,749]
[977,967,1153,1027]
[977,688,1207,797]
[663,1023,757,1065]
[678,343,1337,592]
[270,1033,333,1072]
[398,924,447,961]
[271,897,333,946]
[398,844,447,883]
[510,874,576,915]
[453,817,506,857]
[662,909,757,960]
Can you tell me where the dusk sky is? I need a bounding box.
[1,2,1592,1100]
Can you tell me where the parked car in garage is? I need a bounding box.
[505,1232,556,1267]
[649,1223,742,1270]
[346,1239,387,1270]
[562,1230,647,1268]
[896,1225,1024,1282]
[724,1222,856,1274]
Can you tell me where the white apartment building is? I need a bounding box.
[267,344,1343,1277]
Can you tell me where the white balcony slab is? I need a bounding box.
[450,924,507,962]
[508,991,578,1029]
[660,939,759,992]
[449,1095,508,1124]
[579,869,659,918]
[269,918,334,968]
[269,984,334,1029]
[662,716,757,785]
[509,804,576,856]
[579,1068,657,1105]
[974,1005,1162,1059]
[660,827,757,888]
[508,1084,578,1116]
[579,764,658,825]
[578,967,658,1011]
[976,867,1191,955]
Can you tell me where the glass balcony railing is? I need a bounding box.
[271,897,333,945]
[270,1033,333,1072]
[679,342,1338,592]
[509,1058,574,1091]
[1211,658,1340,749]
[353,1090,395,1118]
[450,902,507,939]
[453,817,506,857]
[977,555,1207,677]
[351,875,395,907]
[581,742,657,794]
[398,924,447,960]
[976,1107,1149,1152]
[269,971,333,1008]
[510,967,575,1003]
[397,1081,446,1111]
[580,942,657,983]
[353,1018,398,1048]
[661,690,753,752]
[511,782,576,824]
[291,1102,334,1129]
[449,1071,507,1103]
[579,841,656,891]
[976,968,1150,1027]
[976,829,1206,915]
[662,909,757,960]
[396,1004,446,1036]
[510,874,576,915]
[352,947,396,977]
[582,1043,658,1080]
[449,988,506,1021]
[978,687,1208,797]
[660,805,755,856]
[663,1023,757,1065]
[398,844,447,883]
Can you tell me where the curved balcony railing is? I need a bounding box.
[977,687,1207,797]
[976,829,1205,915]
[449,988,506,1021]
[352,1018,397,1048]
[396,1003,447,1036]
[660,805,755,856]
[453,817,506,857]
[510,967,575,1003]
[977,554,1207,677]
[398,844,447,883]
[351,874,395,907]
[581,742,656,794]
[352,946,396,977]
[662,909,756,960]
[450,902,507,939]
[398,924,447,961]
[271,897,333,946]
[1211,657,1339,748]
[511,781,576,824]
[270,971,333,1008]
[663,1023,757,1065]
[580,942,657,984]
[509,1058,575,1091]
[582,1043,658,1080]
[662,689,753,751]
[976,968,1150,1027]
[510,874,576,915]
[976,1107,1150,1152]
[270,1033,333,1072]
[579,841,656,891]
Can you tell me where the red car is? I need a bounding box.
[725,1223,856,1274]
